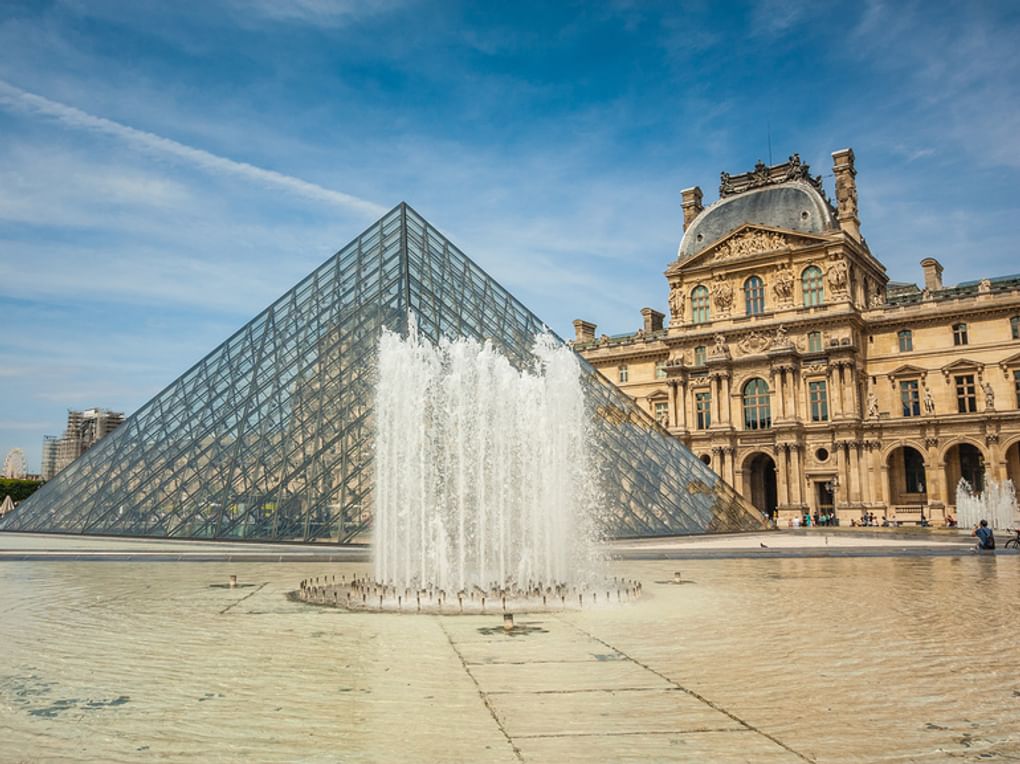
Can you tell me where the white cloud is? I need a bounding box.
[0,79,387,216]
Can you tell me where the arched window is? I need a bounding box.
[744,275,765,316]
[802,265,824,307]
[694,345,706,366]
[742,378,772,430]
[691,285,710,324]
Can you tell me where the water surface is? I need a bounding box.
[1,539,1017,762]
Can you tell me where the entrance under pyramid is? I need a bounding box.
[0,204,765,542]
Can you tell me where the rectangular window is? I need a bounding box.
[695,391,711,429]
[694,346,706,367]
[655,360,667,379]
[953,323,968,346]
[808,380,829,422]
[807,332,822,353]
[618,365,629,383]
[654,401,669,423]
[955,374,977,413]
[900,380,920,417]
[1011,316,1020,340]
[1014,370,1020,407]
[898,329,913,352]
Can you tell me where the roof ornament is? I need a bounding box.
[718,153,824,198]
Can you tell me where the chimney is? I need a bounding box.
[831,148,860,240]
[641,308,665,334]
[681,186,703,231]
[920,258,944,292]
[573,319,597,343]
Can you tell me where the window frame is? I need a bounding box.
[691,285,711,324]
[1014,369,1020,408]
[802,265,825,307]
[618,365,629,383]
[653,400,669,424]
[655,360,667,379]
[694,346,706,367]
[955,373,977,413]
[897,329,913,352]
[694,390,712,429]
[900,379,921,417]
[1011,316,1020,340]
[953,322,969,346]
[808,379,829,422]
[807,331,823,353]
[742,378,772,431]
[744,275,765,316]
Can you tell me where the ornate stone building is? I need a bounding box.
[574,149,1020,525]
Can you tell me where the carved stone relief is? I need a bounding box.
[826,258,849,297]
[668,282,684,324]
[710,276,734,316]
[772,265,795,307]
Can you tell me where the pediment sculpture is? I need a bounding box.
[708,230,789,263]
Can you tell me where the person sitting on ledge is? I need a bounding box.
[972,519,995,551]
[946,515,957,528]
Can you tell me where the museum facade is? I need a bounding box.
[575,149,1020,525]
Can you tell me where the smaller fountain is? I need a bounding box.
[956,473,1020,530]
[293,574,643,613]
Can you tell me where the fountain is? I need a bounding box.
[956,473,1020,530]
[296,319,638,613]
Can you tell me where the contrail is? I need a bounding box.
[0,79,387,217]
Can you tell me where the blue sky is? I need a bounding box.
[1,0,1019,472]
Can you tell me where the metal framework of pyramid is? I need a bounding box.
[1,204,764,542]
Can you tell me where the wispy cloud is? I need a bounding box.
[0,79,387,216]
[227,0,410,27]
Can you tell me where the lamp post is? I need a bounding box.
[825,475,839,522]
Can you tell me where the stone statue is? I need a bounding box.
[827,259,849,294]
[923,387,936,414]
[772,266,794,305]
[710,277,733,314]
[668,284,684,322]
[866,391,880,419]
[769,324,793,350]
[713,333,728,355]
[982,381,995,410]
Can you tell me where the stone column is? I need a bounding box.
[721,373,732,427]
[725,447,737,486]
[790,445,804,506]
[776,446,790,507]
[829,365,844,419]
[847,442,862,504]
[791,367,802,421]
[836,442,848,510]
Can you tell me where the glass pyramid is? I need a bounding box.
[1,204,764,542]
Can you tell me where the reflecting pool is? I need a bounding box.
[1,537,1018,762]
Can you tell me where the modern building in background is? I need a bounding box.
[40,436,60,482]
[41,408,125,480]
[575,149,1020,525]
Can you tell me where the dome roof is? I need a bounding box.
[678,180,837,262]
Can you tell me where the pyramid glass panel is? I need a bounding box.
[1,204,765,541]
